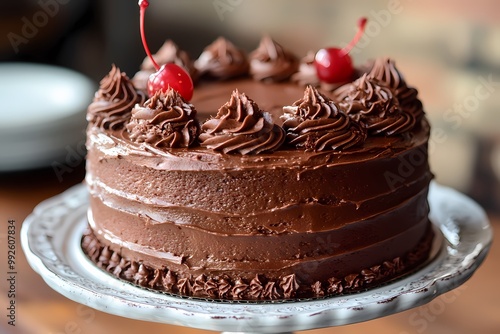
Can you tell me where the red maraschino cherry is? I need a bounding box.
[139,0,194,100]
[314,17,368,84]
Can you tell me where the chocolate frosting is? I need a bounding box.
[142,40,194,73]
[282,86,366,151]
[367,58,424,120]
[133,40,197,92]
[291,51,320,87]
[192,274,207,297]
[231,278,249,299]
[334,74,416,136]
[263,281,281,300]
[177,278,192,295]
[163,270,177,291]
[249,36,299,82]
[87,65,146,130]
[82,224,434,300]
[199,90,285,154]
[248,275,265,299]
[123,261,139,281]
[217,277,232,299]
[280,274,300,298]
[126,88,200,148]
[194,37,249,80]
[205,277,218,298]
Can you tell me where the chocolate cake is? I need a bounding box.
[82,37,434,301]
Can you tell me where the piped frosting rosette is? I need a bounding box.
[282,86,366,151]
[199,90,285,155]
[334,73,416,136]
[291,51,320,87]
[87,65,146,130]
[126,88,200,148]
[194,37,249,80]
[367,58,424,121]
[249,36,299,82]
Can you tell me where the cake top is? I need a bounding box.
[87,36,426,157]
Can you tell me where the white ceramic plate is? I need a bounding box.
[0,63,95,171]
[21,182,492,334]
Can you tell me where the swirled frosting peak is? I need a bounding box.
[199,90,285,155]
[291,51,320,87]
[282,86,366,151]
[194,37,249,80]
[334,74,416,136]
[87,65,146,130]
[126,88,200,148]
[141,40,194,73]
[368,58,424,120]
[249,36,299,82]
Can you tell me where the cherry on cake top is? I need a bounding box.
[314,17,368,84]
[138,0,194,100]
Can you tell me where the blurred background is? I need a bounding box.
[0,0,499,333]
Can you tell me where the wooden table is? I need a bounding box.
[1,165,498,334]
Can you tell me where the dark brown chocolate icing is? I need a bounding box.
[282,85,366,151]
[249,36,299,82]
[291,51,320,87]
[199,89,285,154]
[334,74,416,136]
[126,88,200,148]
[82,225,434,300]
[367,57,424,121]
[87,65,146,130]
[194,37,249,80]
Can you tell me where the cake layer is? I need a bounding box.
[88,202,431,277]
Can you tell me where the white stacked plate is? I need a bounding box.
[0,63,96,171]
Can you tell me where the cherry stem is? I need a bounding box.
[340,17,367,57]
[139,0,160,71]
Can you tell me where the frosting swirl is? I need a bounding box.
[194,37,249,80]
[282,86,366,151]
[87,65,145,130]
[126,88,200,148]
[334,74,416,136]
[280,274,300,299]
[249,36,299,82]
[199,90,285,155]
[368,58,424,120]
[291,50,320,87]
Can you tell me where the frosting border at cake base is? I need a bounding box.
[81,221,435,301]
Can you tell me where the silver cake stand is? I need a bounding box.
[21,182,492,334]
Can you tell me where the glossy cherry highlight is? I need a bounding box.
[314,17,367,84]
[139,0,193,100]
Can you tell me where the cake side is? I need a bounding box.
[84,118,433,300]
